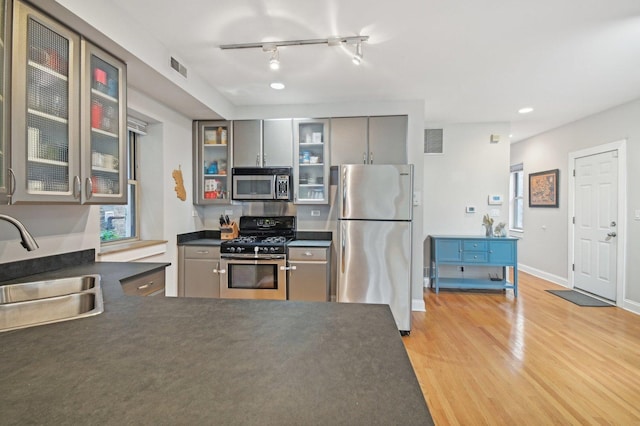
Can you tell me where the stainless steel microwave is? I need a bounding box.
[231,167,292,201]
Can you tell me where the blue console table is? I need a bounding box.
[429,235,518,296]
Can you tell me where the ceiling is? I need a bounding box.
[108,0,640,141]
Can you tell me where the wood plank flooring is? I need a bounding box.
[403,271,640,425]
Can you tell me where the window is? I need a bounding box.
[100,130,139,243]
[509,163,524,231]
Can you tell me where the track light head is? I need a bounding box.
[352,42,363,65]
[263,44,280,70]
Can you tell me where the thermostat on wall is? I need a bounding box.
[488,194,503,205]
[465,206,476,213]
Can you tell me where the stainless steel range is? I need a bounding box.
[219,216,295,300]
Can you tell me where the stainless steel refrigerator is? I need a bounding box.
[337,164,414,333]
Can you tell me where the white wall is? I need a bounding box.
[511,98,640,310]
[127,89,202,296]
[0,204,99,263]
[422,122,512,279]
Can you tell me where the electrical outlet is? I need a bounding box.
[311,210,320,217]
[191,209,198,217]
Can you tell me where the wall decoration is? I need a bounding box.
[529,169,559,207]
[172,166,187,201]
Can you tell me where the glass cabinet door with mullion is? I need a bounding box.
[81,39,126,204]
[294,118,329,204]
[193,120,230,205]
[0,0,9,203]
[11,1,80,203]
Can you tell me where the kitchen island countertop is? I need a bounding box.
[0,262,432,425]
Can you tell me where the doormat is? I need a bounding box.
[545,290,614,307]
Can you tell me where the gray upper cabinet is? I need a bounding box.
[11,0,81,203]
[368,115,407,165]
[232,119,293,168]
[330,117,368,165]
[232,120,261,167]
[263,118,293,167]
[0,0,9,204]
[330,115,407,165]
[8,0,127,204]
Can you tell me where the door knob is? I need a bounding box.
[607,232,617,237]
[610,221,617,227]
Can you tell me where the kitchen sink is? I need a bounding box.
[0,275,103,332]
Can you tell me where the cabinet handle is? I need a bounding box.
[370,151,374,164]
[196,250,209,254]
[213,262,226,274]
[363,152,367,164]
[256,154,260,167]
[8,168,16,198]
[263,154,267,166]
[73,176,81,199]
[137,281,153,290]
[85,177,93,200]
[304,251,313,257]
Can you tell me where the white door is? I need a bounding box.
[573,150,618,300]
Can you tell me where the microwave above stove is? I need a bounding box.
[231,167,292,201]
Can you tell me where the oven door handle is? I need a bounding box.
[279,265,297,271]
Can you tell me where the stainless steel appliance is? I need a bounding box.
[231,167,292,201]
[337,164,414,333]
[219,216,295,300]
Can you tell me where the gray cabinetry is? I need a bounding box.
[330,115,407,165]
[178,245,221,298]
[368,115,407,165]
[0,0,9,204]
[232,119,260,167]
[293,118,329,204]
[193,120,231,204]
[330,117,368,165]
[121,268,166,296]
[8,1,127,204]
[233,119,292,167]
[263,118,293,167]
[287,246,330,301]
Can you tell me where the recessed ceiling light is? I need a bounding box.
[518,107,534,114]
[270,82,285,90]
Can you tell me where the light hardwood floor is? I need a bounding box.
[403,272,640,425]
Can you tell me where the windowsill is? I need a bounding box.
[98,240,168,262]
[508,229,524,238]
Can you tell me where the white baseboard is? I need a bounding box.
[412,298,426,312]
[623,298,640,315]
[518,263,569,288]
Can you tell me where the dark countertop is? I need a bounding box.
[179,238,223,246]
[0,262,432,425]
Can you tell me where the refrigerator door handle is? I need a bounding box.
[342,167,347,218]
[341,222,346,273]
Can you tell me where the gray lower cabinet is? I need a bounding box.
[121,268,166,296]
[178,245,221,298]
[287,247,330,302]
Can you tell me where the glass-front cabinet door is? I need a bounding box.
[81,40,126,204]
[193,120,231,204]
[293,118,329,204]
[11,0,80,203]
[0,0,9,203]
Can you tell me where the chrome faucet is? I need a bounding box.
[0,214,39,251]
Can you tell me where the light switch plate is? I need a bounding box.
[413,191,421,206]
[466,206,476,213]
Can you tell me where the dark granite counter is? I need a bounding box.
[0,262,432,425]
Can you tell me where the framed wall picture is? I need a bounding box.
[529,169,559,207]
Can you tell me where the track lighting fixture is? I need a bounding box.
[221,35,369,67]
[352,42,363,65]
[263,44,280,70]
